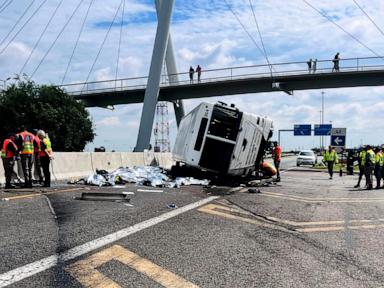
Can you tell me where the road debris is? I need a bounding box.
[248,188,261,194]
[75,191,134,202]
[75,166,209,188]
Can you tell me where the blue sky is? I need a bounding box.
[0,0,384,151]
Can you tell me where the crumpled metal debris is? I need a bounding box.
[83,166,209,188]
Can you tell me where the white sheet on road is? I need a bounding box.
[84,166,209,188]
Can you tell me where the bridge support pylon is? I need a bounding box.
[156,0,185,126]
[164,34,185,126]
[134,0,175,152]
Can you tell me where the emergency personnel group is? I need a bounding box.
[1,127,53,189]
[322,144,384,190]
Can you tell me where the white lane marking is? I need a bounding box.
[137,189,164,193]
[0,196,219,288]
[122,192,135,195]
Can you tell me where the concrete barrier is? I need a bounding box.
[0,152,173,184]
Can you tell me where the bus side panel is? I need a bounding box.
[172,103,212,166]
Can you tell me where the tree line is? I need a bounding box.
[0,79,95,151]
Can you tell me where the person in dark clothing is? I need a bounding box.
[37,130,53,187]
[196,65,202,82]
[1,133,18,189]
[346,150,355,175]
[374,147,382,189]
[189,66,194,83]
[332,52,340,72]
[354,147,366,188]
[307,58,312,73]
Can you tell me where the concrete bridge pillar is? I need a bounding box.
[134,0,175,152]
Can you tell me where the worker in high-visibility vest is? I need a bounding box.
[37,130,54,187]
[365,145,376,190]
[382,145,384,186]
[17,127,35,188]
[272,142,282,181]
[354,146,366,188]
[323,145,338,179]
[374,147,383,189]
[32,129,43,185]
[1,133,18,189]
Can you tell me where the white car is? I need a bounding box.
[296,150,317,167]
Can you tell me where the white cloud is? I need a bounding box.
[96,116,121,127]
[95,67,112,82]
[1,0,384,150]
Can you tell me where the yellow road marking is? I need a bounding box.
[260,191,384,203]
[2,187,83,201]
[66,245,199,288]
[265,216,384,226]
[198,204,294,233]
[297,224,384,233]
[198,203,384,233]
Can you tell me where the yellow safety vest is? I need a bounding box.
[20,131,34,155]
[360,150,366,166]
[324,150,338,163]
[366,149,376,166]
[375,152,382,166]
[39,137,52,157]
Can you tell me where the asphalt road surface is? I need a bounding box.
[2,161,384,288]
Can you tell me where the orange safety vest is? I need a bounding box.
[34,135,41,153]
[20,131,34,155]
[1,139,17,159]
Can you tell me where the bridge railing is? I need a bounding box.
[59,56,384,95]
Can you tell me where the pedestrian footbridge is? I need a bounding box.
[59,56,384,107]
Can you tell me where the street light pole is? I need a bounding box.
[319,110,322,150]
[321,91,325,150]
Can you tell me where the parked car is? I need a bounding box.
[296,150,317,167]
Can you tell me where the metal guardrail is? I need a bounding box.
[58,56,384,96]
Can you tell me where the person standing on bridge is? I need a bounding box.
[189,66,195,83]
[332,52,340,72]
[272,142,282,181]
[196,65,202,82]
[365,145,375,190]
[312,59,317,74]
[323,145,338,179]
[307,59,312,73]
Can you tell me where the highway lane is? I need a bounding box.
[280,155,297,170]
[2,168,384,287]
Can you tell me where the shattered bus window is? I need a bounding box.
[207,105,242,141]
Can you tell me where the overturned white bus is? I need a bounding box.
[172,102,273,177]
